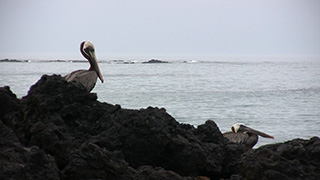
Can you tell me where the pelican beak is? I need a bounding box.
[88,50,104,83]
[239,125,274,139]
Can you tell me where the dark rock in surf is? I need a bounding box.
[0,58,29,62]
[0,74,319,180]
[142,59,168,63]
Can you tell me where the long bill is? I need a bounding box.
[240,125,274,139]
[88,50,104,83]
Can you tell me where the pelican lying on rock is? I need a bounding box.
[64,41,104,92]
[223,123,274,148]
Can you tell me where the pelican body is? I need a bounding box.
[64,41,104,92]
[223,123,274,148]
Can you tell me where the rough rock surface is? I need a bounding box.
[0,75,319,180]
[239,137,320,180]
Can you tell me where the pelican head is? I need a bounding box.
[231,123,274,139]
[231,123,244,133]
[80,41,104,83]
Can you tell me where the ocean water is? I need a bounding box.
[1,57,320,147]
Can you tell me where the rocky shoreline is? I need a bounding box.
[1,75,319,180]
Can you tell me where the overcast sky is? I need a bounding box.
[1,0,319,60]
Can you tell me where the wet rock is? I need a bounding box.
[1,74,319,180]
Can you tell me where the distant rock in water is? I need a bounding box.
[0,75,319,180]
[142,59,169,63]
[0,58,29,62]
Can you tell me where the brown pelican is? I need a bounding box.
[64,41,104,92]
[223,123,274,148]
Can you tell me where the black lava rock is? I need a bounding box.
[0,74,319,180]
[238,137,320,180]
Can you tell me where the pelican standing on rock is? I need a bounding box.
[64,41,104,92]
[223,123,274,148]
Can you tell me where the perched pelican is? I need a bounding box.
[223,123,274,148]
[64,41,104,92]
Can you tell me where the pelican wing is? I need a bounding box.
[223,131,249,144]
[64,70,98,92]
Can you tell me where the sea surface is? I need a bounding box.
[1,57,320,147]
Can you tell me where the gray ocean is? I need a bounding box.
[1,57,320,147]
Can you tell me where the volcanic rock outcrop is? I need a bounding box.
[0,75,319,180]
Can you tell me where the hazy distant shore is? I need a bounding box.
[2,56,319,64]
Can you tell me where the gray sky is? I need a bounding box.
[1,0,320,60]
